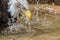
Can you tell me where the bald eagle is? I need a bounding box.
[0,0,29,32]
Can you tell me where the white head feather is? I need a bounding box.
[8,0,29,16]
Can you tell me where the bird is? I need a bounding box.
[0,0,32,32]
[0,0,11,32]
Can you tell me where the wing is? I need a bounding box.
[0,0,11,32]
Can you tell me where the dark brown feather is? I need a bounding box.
[0,0,11,32]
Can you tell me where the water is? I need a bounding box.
[7,0,41,34]
[35,0,40,22]
[1,0,60,40]
[3,0,30,34]
[1,0,60,36]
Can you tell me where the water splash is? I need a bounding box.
[3,0,59,35]
[8,0,29,17]
[7,0,32,33]
[33,0,40,22]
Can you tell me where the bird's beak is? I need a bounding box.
[23,10,32,19]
